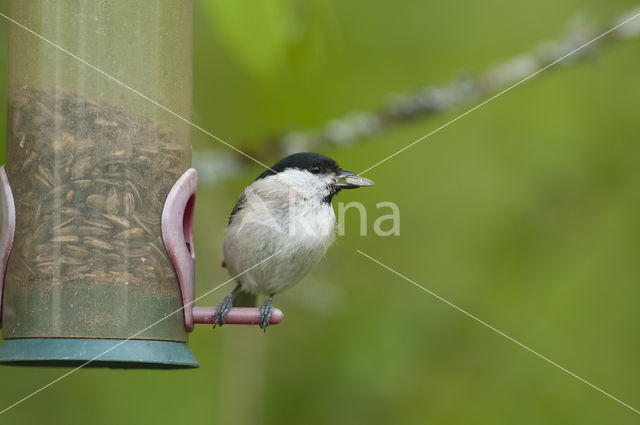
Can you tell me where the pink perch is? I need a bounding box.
[192,307,284,326]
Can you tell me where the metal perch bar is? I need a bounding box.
[193,307,284,326]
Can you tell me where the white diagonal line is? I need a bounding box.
[356,249,640,415]
[0,11,274,174]
[0,250,281,415]
[358,10,640,176]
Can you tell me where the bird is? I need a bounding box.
[214,152,374,331]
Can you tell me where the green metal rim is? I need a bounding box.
[0,338,199,369]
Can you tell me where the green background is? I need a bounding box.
[0,1,639,424]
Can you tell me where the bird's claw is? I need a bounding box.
[259,298,274,332]
[213,294,233,328]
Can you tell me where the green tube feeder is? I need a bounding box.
[0,1,284,368]
[0,0,197,368]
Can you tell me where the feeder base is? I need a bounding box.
[0,338,199,368]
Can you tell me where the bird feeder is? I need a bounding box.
[0,1,282,368]
[0,0,198,368]
[0,0,282,372]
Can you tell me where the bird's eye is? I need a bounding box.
[309,165,321,174]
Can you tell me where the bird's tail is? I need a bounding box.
[233,288,257,307]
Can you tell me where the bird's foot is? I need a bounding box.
[213,294,234,328]
[259,297,274,332]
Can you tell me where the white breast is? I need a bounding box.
[223,170,337,295]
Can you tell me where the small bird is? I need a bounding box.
[215,152,374,330]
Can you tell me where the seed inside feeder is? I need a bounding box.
[5,87,189,295]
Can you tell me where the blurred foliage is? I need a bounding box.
[200,0,330,80]
[1,1,640,424]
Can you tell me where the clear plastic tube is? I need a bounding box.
[4,1,193,340]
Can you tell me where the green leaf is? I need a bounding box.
[200,0,295,78]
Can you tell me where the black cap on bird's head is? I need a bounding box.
[256,152,374,189]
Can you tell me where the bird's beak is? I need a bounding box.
[335,170,375,189]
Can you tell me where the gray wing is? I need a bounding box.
[222,191,247,269]
[228,191,247,226]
